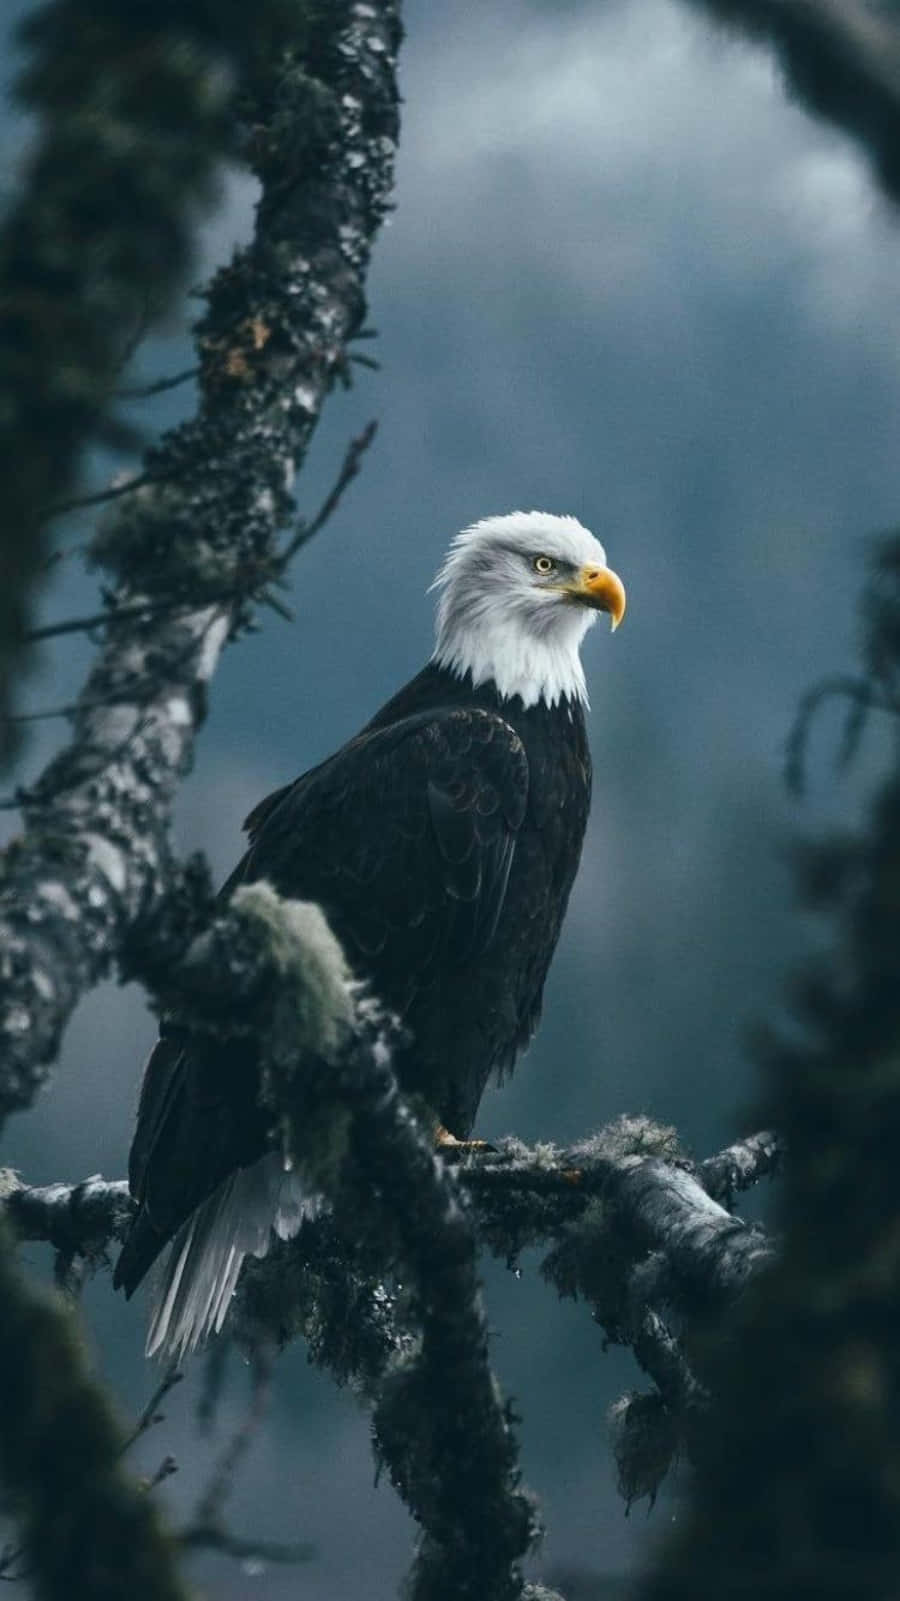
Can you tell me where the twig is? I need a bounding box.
[14,416,378,719]
[114,290,161,378]
[121,1368,184,1455]
[22,599,188,646]
[278,420,378,565]
[192,1349,272,1529]
[177,1523,314,1567]
[785,673,900,795]
[144,1455,179,1492]
[116,367,199,401]
[40,471,155,524]
[196,1338,231,1433]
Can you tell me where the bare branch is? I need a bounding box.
[121,1368,184,1455]
[192,1350,272,1530]
[116,367,199,401]
[40,471,156,524]
[177,1522,314,1568]
[21,599,188,646]
[280,420,379,565]
[784,672,900,794]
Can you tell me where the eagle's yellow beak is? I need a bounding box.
[570,564,627,631]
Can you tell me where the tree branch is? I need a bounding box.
[0,0,402,1128]
[0,1170,134,1259]
[1,1117,781,1528]
[699,1127,782,1203]
[1,1127,778,1302]
[144,884,537,1601]
[116,367,200,402]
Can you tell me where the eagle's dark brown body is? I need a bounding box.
[115,662,592,1299]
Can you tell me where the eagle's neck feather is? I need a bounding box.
[432,614,589,710]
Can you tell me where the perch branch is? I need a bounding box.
[2,1128,780,1308]
[0,1170,134,1257]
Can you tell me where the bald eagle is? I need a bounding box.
[115,511,626,1356]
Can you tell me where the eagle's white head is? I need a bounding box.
[431,511,626,709]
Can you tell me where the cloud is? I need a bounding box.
[392,0,900,348]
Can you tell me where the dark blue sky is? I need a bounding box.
[5,1,900,1593]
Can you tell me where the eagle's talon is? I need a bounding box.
[435,1125,497,1158]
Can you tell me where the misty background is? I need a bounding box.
[3,0,900,1593]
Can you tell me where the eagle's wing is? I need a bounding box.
[116,707,528,1295]
[235,706,530,974]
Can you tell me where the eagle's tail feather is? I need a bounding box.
[146,1154,318,1360]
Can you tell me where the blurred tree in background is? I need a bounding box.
[1,1,900,1599]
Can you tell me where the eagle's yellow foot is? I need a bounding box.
[434,1125,497,1157]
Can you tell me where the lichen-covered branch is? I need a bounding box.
[458,1125,776,1509]
[681,0,900,206]
[2,1114,781,1524]
[0,1169,134,1259]
[0,0,402,1125]
[456,1125,775,1312]
[1,1127,778,1310]
[0,1222,188,1601]
[152,884,536,1601]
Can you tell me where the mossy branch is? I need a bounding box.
[159,883,535,1601]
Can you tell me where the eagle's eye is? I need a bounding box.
[533,555,556,575]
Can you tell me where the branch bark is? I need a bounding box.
[1,1118,781,1523]
[0,1170,133,1258]
[0,0,402,1126]
[154,884,537,1601]
[1,1130,779,1308]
